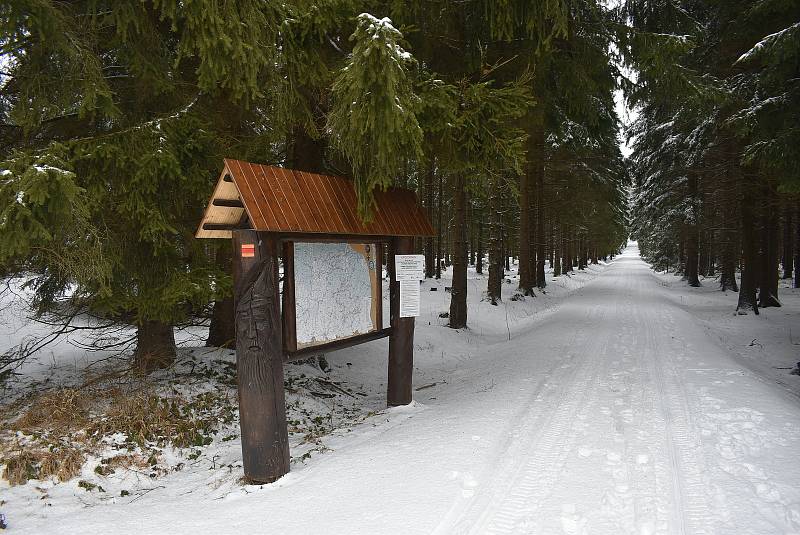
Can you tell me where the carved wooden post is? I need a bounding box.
[387,236,415,406]
[232,230,290,483]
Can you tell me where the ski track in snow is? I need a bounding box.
[5,244,800,535]
[431,247,798,535]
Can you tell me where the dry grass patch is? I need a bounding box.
[2,442,84,486]
[92,390,236,449]
[1,381,237,486]
[12,387,92,432]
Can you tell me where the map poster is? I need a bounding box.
[293,242,380,348]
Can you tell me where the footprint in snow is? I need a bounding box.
[561,504,588,535]
[460,473,479,497]
[716,444,736,460]
[755,483,781,503]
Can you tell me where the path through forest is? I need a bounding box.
[432,245,800,535]
[12,244,800,534]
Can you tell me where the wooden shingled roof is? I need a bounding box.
[196,159,435,239]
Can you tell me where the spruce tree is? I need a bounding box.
[0,1,287,370]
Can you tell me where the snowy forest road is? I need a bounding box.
[17,245,800,535]
[429,245,800,535]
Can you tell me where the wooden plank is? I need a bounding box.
[274,167,313,232]
[392,191,424,236]
[373,190,401,236]
[276,233,390,245]
[287,169,324,233]
[374,196,399,236]
[204,206,244,225]
[362,188,392,236]
[285,327,392,361]
[395,191,424,235]
[317,173,356,234]
[375,242,383,329]
[234,161,280,232]
[261,165,301,232]
[196,168,240,238]
[203,223,247,231]
[249,162,294,231]
[326,173,365,234]
[331,173,369,233]
[297,170,337,233]
[232,230,290,483]
[212,198,244,208]
[387,236,415,406]
[228,160,267,230]
[302,170,348,234]
[405,191,435,236]
[281,241,297,353]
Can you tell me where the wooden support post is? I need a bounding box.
[232,230,290,483]
[281,241,297,354]
[387,236,415,406]
[375,243,383,329]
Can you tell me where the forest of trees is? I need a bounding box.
[627,1,800,315]
[1,1,797,373]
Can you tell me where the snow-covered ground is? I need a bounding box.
[2,243,800,534]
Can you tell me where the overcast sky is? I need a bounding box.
[615,88,636,159]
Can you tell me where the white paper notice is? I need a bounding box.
[399,280,421,317]
[395,254,425,281]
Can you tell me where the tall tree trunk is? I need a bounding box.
[685,223,701,287]
[134,320,176,372]
[706,249,715,276]
[289,125,326,174]
[758,182,781,307]
[469,200,476,267]
[206,244,236,347]
[535,170,546,288]
[720,176,739,292]
[487,184,503,304]
[582,239,589,269]
[698,232,708,277]
[476,209,484,274]
[704,226,715,276]
[424,159,436,278]
[782,204,794,280]
[553,241,562,276]
[207,296,235,347]
[794,202,800,288]
[449,175,468,328]
[436,171,443,279]
[518,166,534,294]
[685,173,701,286]
[737,188,759,314]
[795,201,800,288]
